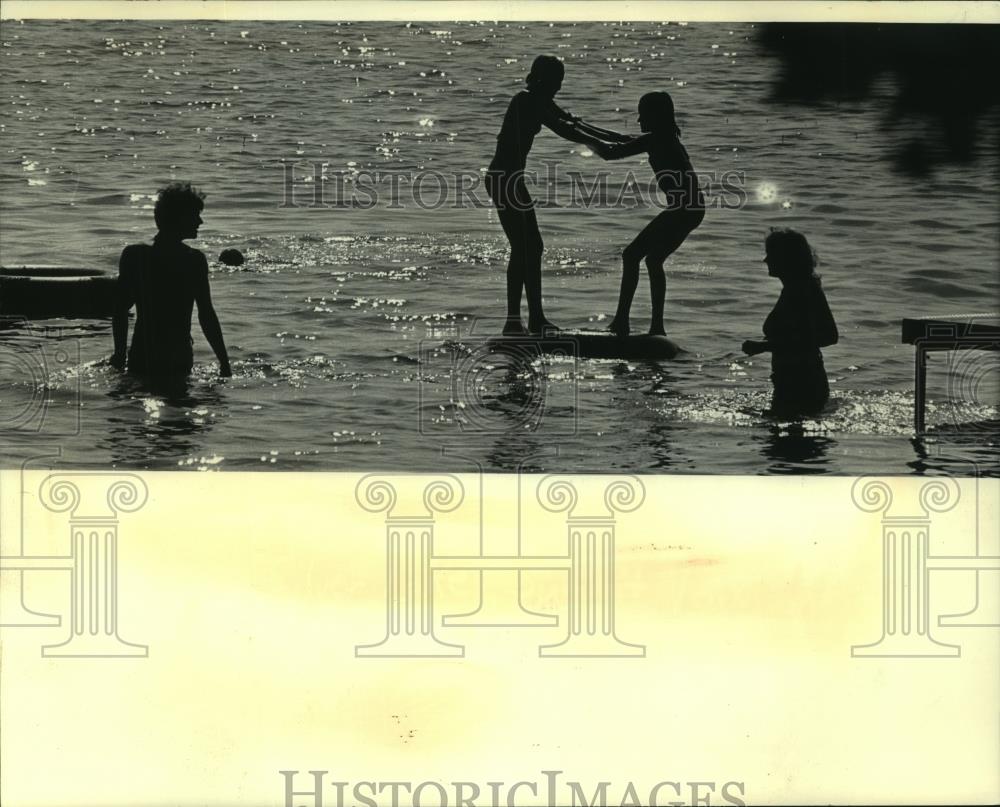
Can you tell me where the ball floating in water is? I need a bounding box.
[219,248,245,267]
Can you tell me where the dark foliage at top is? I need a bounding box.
[760,23,1000,175]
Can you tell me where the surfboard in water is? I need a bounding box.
[0,266,116,319]
[485,330,682,360]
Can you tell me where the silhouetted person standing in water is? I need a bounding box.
[594,91,705,337]
[742,229,838,418]
[488,55,619,336]
[110,182,232,385]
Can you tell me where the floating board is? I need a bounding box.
[0,266,116,319]
[485,330,682,360]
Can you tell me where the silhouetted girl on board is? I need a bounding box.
[594,91,705,337]
[488,55,622,335]
[742,229,838,418]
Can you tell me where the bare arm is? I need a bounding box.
[194,254,232,377]
[539,100,609,149]
[573,120,632,143]
[742,334,808,354]
[110,247,136,369]
[544,116,609,148]
[598,133,654,161]
[742,339,767,355]
[548,101,630,142]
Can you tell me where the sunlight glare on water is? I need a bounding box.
[1,21,997,474]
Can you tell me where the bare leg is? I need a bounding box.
[523,226,559,335]
[495,194,534,336]
[525,266,559,334]
[613,208,703,337]
[494,183,557,336]
[505,255,523,319]
[609,243,642,337]
[646,256,666,335]
[641,228,688,336]
[503,255,527,335]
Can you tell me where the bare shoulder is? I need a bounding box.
[120,242,150,257]
[181,243,210,272]
[519,90,551,113]
[119,242,152,270]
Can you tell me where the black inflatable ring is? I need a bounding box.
[0,266,117,319]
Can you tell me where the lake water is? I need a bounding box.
[1,20,997,474]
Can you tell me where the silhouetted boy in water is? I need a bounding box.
[110,182,231,382]
[593,91,705,337]
[488,55,623,335]
[742,229,838,418]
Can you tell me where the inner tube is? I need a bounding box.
[0,266,117,319]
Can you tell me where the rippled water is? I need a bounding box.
[1,20,998,474]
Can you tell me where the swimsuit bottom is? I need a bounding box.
[485,169,534,212]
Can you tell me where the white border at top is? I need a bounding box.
[2,1,999,22]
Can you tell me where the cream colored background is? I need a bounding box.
[3,1,999,23]
[2,2,999,805]
[1,471,998,805]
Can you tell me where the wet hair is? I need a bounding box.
[765,228,820,281]
[154,181,205,231]
[526,55,564,91]
[639,91,681,137]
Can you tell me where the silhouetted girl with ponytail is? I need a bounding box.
[595,91,705,337]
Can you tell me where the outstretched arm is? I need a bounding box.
[194,254,232,377]
[110,247,136,370]
[597,133,654,161]
[544,115,609,148]
[574,120,632,143]
[540,100,611,149]
[741,339,771,356]
[549,101,631,143]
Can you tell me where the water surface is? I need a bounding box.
[1,21,997,474]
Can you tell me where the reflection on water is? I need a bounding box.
[100,375,227,469]
[625,363,682,471]
[483,431,554,473]
[646,416,679,471]
[909,426,1000,478]
[469,352,555,472]
[759,426,835,475]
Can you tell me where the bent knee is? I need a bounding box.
[644,256,666,273]
[622,245,643,265]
